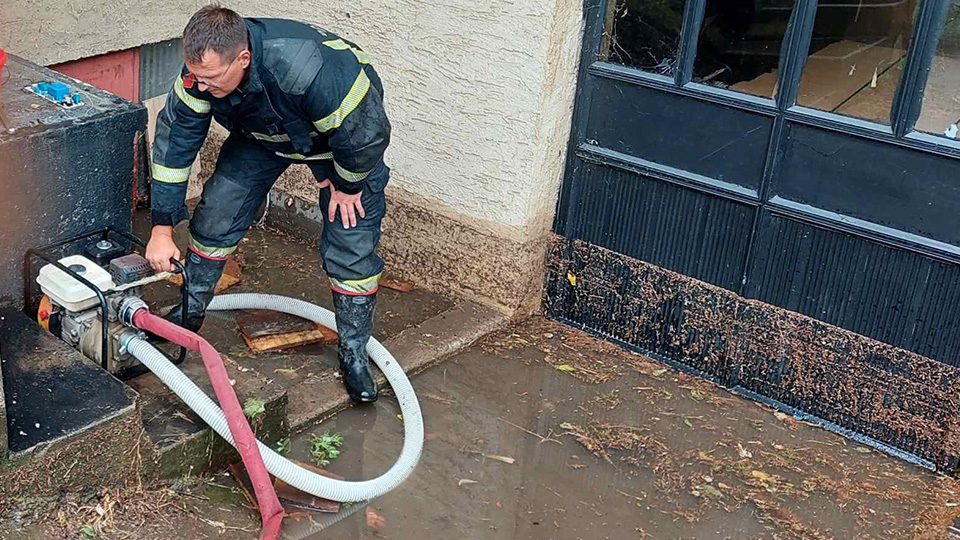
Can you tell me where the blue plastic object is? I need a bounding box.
[36,81,71,101]
[33,81,82,106]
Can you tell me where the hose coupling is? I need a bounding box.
[118,297,149,327]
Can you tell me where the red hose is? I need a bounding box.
[133,310,284,540]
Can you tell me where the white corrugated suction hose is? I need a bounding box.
[126,293,423,503]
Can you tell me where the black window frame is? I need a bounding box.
[587,0,960,158]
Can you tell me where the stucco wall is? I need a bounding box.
[231,0,582,244]
[0,1,205,65]
[248,0,583,311]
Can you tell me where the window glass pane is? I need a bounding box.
[797,0,918,124]
[917,0,960,139]
[600,0,689,76]
[693,0,797,98]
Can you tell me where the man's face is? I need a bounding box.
[185,48,251,98]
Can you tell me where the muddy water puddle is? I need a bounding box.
[281,319,951,540]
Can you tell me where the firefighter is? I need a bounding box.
[146,4,390,403]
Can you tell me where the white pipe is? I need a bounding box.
[125,293,423,503]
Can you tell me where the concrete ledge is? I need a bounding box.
[264,188,546,316]
[0,412,144,503]
[128,354,289,480]
[287,299,508,430]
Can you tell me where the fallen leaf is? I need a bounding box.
[855,447,872,454]
[684,417,694,428]
[483,454,515,464]
[774,412,791,422]
[243,397,266,419]
[560,422,577,430]
[694,484,724,500]
[751,470,773,483]
[555,364,576,372]
[458,479,478,487]
[718,482,733,490]
[365,507,386,528]
[652,368,668,377]
[567,271,577,286]
[274,368,298,377]
[737,443,753,459]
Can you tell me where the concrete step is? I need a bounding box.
[125,342,288,480]
[0,308,140,499]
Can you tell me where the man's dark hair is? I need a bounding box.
[182,5,247,63]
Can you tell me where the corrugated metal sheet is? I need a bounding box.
[139,39,182,101]
[748,213,960,366]
[569,162,755,291]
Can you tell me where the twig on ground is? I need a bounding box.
[498,417,563,445]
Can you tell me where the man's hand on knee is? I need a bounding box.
[146,226,182,273]
[318,179,365,229]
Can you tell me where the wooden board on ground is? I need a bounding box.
[236,308,338,353]
[229,461,342,514]
[380,277,414,292]
[241,326,338,353]
[237,310,316,338]
[165,258,242,294]
[273,459,343,513]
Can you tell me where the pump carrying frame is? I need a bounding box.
[24,226,188,379]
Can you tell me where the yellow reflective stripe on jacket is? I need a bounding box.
[322,39,371,64]
[152,163,191,183]
[252,132,291,142]
[330,273,381,295]
[174,76,211,115]
[188,234,237,259]
[313,70,370,133]
[252,131,320,143]
[334,161,371,183]
[274,151,334,161]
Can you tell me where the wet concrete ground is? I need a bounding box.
[129,209,456,445]
[17,317,952,540]
[271,318,959,540]
[6,210,959,538]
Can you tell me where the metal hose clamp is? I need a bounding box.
[118,297,148,327]
[116,328,143,356]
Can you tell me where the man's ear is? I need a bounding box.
[238,49,252,69]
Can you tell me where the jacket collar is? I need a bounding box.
[238,19,264,95]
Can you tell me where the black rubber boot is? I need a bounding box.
[163,251,227,333]
[332,290,379,403]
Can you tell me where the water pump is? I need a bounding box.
[25,228,187,378]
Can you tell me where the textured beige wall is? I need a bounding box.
[236,0,583,243]
[0,1,205,65]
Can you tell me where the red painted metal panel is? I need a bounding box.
[51,48,140,102]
